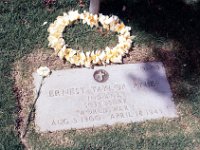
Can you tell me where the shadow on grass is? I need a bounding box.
[101,0,200,115]
[101,0,200,72]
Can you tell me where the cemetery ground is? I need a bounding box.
[0,0,200,149]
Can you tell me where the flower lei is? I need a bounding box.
[48,10,134,67]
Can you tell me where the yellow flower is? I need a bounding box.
[79,51,86,65]
[99,51,106,60]
[53,38,65,52]
[48,22,64,38]
[56,16,65,25]
[68,10,80,21]
[112,45,125,55]
[48,35,58,46]
[108,16,120,31]
[104,47,123,64]
[115,41,131,54]
[124,42,132,50]
[69,51,86,66]
[52,17,67,32]
[104,47,113,64]
[96,51,107,65]
[118,35,126,43]
[99,14,110,30]
[64,48,76,61]
[81,12,99,28]
[110,55,122,63]
[99,14,108,23]
[48,23,56,33]
[121,32,131,39]
[118,34,132,44]
[84,51,92,67]
[48,36,65,53]
[58,47,66,59]
[57,45,73,59]
[50,32,62,39]
[91,50,102,64]
[63,13,71,25]
[87,14,98,27]
[84,61,91,68]
[115,23,125,33]
[80,11,90,23]
[119,26,131,35]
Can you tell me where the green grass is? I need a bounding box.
[1,0,200,149]
[63,22,118,52]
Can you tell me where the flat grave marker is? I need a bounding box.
[33,62,177,132]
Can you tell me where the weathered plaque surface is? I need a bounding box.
[33,62,177,132]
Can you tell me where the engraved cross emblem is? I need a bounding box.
[96,71,104,81]
[93,69,109,83]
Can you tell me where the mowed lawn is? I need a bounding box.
[0,0,200,149]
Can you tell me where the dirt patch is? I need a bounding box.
[13,41,183,149]
[13,48,72,149]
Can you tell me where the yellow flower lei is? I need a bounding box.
[48,10,134,67]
